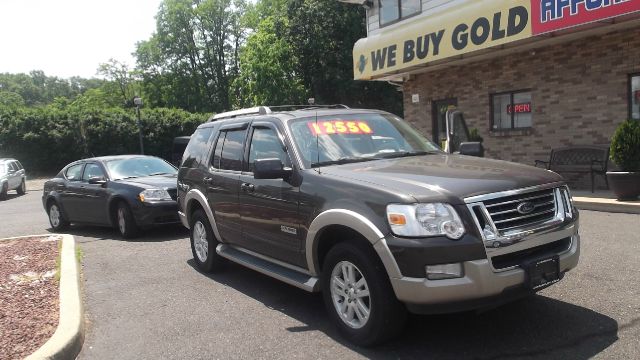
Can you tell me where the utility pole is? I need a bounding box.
[133,96,144,154]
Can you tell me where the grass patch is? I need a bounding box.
[55,239,62,283]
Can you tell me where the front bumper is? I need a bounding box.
[132,201,180,229]
[390,223,580,313]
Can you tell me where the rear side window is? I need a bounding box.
[15,161,23,170]
[220,130,246,171]
[182,128,214,169]
[211,129,246,171]
[65,164,84,181]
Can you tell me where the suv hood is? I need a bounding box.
[319,155,563,203]
[116,174,177,189]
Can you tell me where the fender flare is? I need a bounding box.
[305,209,402,279]
[183,189,223,241]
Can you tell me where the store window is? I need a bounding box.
[630,74,640,120]
[491,90,532,131]
[379,0,421,26]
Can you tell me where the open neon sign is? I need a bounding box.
[507,102,532,114]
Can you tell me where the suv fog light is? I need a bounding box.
[426,263,463,280]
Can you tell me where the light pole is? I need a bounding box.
[133,96,144,155]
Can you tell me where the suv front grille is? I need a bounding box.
[483,188,556,234]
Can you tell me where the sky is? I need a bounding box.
[0,0,163,79]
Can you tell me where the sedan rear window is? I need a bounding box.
[106,157,177,180]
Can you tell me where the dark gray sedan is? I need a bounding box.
[42,155,179,238]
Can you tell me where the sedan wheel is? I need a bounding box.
[116,202,140,239]
[48,202,69,231]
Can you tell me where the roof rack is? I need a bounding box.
[208,104,350,122]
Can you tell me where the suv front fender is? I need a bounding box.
[306,209,402,279]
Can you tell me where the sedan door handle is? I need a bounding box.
[241,183,255,192]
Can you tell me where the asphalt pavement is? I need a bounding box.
[1,191,639,359]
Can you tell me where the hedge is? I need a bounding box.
[0,106,208,173]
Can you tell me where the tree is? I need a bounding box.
[97,59,138,106]
[230,15,306,107]
[134,0,246,113]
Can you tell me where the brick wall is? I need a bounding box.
[402,27,640,189]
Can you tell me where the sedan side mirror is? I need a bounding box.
[459,142,485,157]
[254,158,292,180]
[88,176,108,186]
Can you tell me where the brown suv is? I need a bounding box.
[177,106,580,345]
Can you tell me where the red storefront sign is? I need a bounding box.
[531,0,640,35]
[507,103,532,114]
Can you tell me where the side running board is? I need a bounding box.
[216,244,320,292]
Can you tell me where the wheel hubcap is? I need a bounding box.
[193,221,208,263]
[330,261,371,329]
[50,205,60,227]
[118,208,126,234]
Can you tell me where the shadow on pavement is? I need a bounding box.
[49,224,188,243]
[188,259,618,360]
[0,193,27,202]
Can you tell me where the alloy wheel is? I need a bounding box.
[49,204,61,227]
[330,260,371,329]
[193,221,208,263]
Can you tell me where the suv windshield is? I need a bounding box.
[106,157,177,180]
[288,113,442,168]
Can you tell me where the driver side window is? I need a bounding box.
[248,127,290,172]
[82,163,106,182]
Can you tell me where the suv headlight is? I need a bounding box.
[139,189,172,202]
[387,203,465,239]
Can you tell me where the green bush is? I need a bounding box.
[0,105,207,173]
[610,119,640,172]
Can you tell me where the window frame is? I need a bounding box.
[210,122,249,172]
[82,162,107,182]
[629,73,640,121]
[489,89,533,132]
[379,0,422,27]
[244,122,291,173]
[65,163,85,182]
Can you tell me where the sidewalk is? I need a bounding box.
[572,190,640,214]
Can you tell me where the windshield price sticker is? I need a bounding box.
[308,120,373,135]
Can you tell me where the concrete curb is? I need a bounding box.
[574,197,640,214]
[25,234,85,360]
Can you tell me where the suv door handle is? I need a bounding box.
[203,177,214,185]
[241,183,255,192]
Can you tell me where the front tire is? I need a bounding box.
[322,242,407,346]
[190,209,224,273]
[0,183,7,200]
[116,201,140,239]
[17,179,26,195]
[48,201,70,231]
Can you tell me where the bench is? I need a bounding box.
[535,146,609,193]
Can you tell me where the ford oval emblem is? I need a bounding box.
[517,202,535,214]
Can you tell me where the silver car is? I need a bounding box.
[0,158,27,199]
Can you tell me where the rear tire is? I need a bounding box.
[322,242,407,347]
[190,209,225,273]
[48,201,70,231]
[17,179,26,195]
[0,183,7,200]
[116,201,140,239]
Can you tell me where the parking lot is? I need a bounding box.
[1,190,638,359]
